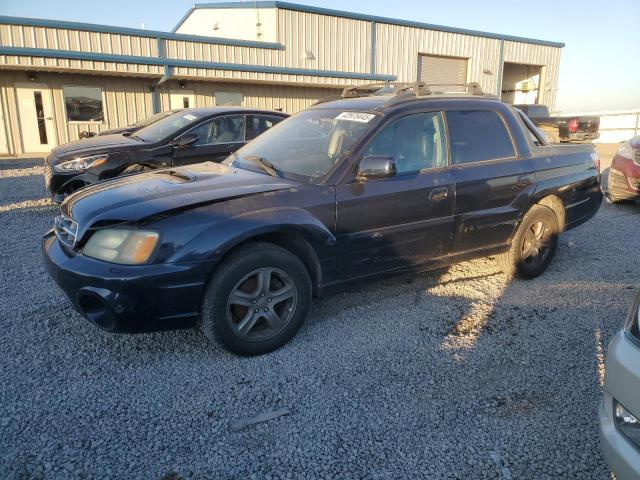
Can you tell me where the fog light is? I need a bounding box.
[615,400,640,448]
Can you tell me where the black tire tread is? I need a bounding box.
[495,204,559,280]
[199,241,312,356]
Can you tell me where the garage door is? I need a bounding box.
[418,55,468,91]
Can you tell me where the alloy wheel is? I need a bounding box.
[226,267,297,341]
[521,220,552,268]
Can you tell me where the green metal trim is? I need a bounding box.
[0,46,397,81]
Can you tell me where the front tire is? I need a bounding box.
[495,205,559,279]
[199,242,312,355]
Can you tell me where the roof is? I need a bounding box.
[180,1,565,48]
[310,92,503,112]
[179,107,289,116]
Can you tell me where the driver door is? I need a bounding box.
[172,115,246,166]
[335,111,455,279]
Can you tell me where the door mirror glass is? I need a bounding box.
[173,133,199,149]
[358,155,397,180]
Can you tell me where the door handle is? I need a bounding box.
[516,175,533,189]
[429,187,449,202]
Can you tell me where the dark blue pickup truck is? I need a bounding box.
[43,83,603,355]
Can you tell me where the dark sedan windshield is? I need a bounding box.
[132,110,178,128]
[225,109,379,183]
[132,111,204,143]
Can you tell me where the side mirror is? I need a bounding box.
[357,155,396,181]
[173,133,199,149]
[79,130,96,139]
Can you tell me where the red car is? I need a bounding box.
[608,136,640,202]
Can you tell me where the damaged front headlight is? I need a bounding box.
[54,154,108,172]
[83,229,159,265]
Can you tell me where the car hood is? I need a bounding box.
[50,134,143,160]
[99,126,135,136]
[62,162,301,236]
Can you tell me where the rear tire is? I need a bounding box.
[199,242,312,356]
[495,205,559,279]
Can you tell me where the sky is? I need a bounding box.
[1,0,638,112]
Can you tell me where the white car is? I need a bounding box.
[600,291,640,479]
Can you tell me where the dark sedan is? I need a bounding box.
[45,107,288,202]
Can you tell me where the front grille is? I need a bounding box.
[634,148,640,166]
[54,214,78,248]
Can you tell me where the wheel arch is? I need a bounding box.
[532,194,566,232]
[224,227,325,295]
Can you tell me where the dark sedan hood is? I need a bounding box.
[62,162,301,235]
[51,134,143,160]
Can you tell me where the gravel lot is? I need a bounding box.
[1,156,638,479]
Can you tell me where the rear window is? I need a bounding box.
[446,110,516,165]
[527,105,548,118]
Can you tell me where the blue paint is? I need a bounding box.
[188,1,564,48]
[0,46,397,81]
[0,15,284,50]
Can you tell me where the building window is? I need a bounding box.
[63,86,104,122]
[215,92,243,106]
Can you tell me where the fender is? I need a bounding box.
[166,206,337,264]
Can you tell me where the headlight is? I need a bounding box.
[83,229,159,265]
[623,291,640,343]
[614,401,640,449]
[616,141,636,163]
[54,154,108,172]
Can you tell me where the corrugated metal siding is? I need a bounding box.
[0,24,161,75]
[0,70,337,154]
[375,22,502,94]
[0,70,155,153]
[503,41,561,111]
[276,9,370,74]
[158,81,336,114]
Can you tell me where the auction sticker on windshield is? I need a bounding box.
[335,112,375,123]
[183,114,198,121]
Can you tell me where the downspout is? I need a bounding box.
[496,39,504,99]
[370,20,376,76]
[152,37,171,113]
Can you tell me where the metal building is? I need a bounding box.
[0,1,564,156]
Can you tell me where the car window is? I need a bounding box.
[227,109,378,183]
[528,105,548,117]
[190,115,246,146]
[446,110,516,164]
[516,111,546,146]
[247,115,285,141]
[132,111,205,143]
[363,112,447,173]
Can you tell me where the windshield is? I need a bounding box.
[225,109,378,183]
[133,111,174,128]
[132,111,204,143]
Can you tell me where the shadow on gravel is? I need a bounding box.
[0,157,44,171]
[0,172,50,207]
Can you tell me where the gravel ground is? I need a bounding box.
[1,158,638,480]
